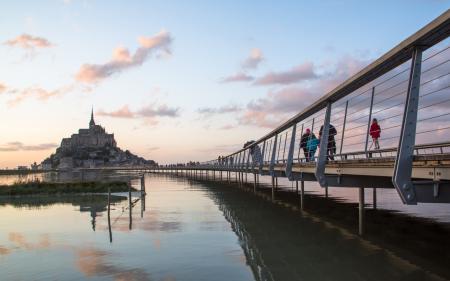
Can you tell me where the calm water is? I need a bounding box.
[1,174,449,280]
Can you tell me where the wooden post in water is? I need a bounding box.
[129,183,132,230]
[295,180,299,205]
[275,177,278,190]
[253,173,257,192]
[325,186,329,198]
[359,187,365,236]
[108,187,112,243]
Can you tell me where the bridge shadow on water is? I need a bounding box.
[177,175,450,281]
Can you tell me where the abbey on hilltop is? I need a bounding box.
[41,109,156,169]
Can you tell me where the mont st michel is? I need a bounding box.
[41,109,156,169]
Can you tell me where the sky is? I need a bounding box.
[0,0,449,168]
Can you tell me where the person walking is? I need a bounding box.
[319,124,337,160]
[300,129,315,162]
[369,118,381,150]
[306,134,320,162]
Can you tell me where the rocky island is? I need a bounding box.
[41,109,156,169]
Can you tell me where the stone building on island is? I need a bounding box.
[41,109,156,169]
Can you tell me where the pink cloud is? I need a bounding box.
[242,48,264,69]
[219,124,237,130]
[97,103,180,126]
[7,84,76,106]
[0,83,6,94]
[253,62,318,85]
[221,72,254,83]
[4,34,53,49]
[238,55,370,128]
[75,30,172,83]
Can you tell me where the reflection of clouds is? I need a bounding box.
[75,246,151,281]
[152,238,161,250]
[8,232,50,250]
[0,245,12,256]
[106,208,183,233]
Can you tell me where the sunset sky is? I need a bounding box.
[0,1,449,168]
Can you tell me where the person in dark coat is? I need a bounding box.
[319,124,337,160]
[300,129,316,162]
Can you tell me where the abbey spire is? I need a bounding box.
[89,107,95,128]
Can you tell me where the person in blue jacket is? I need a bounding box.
[307,134,320,162]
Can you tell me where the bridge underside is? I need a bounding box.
[153,153,450,203]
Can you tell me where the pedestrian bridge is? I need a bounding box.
[153,10,450,206]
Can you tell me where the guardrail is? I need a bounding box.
[166,10,450,205]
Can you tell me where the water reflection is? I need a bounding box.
[202,180,450,281]
[2,174,448,280]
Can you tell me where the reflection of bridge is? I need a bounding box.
[151,10,450,208]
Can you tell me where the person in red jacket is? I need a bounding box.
[369,118,381,150]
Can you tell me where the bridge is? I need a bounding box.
[143,11,450,234]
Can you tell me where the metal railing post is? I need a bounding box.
[315,102,332,187]
[259,140,266,174]
[297,123,304,161]
[269,134,278,176]
[393,47,423,205]
[285,124,297,180]
[339,101,349,156]
[364,87,375,157]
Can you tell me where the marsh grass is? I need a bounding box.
[0,179,135,196]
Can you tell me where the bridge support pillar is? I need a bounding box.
[359,187,365,236]
[271,176,275,201]
[301,180,305,211]
[275,177,278,190]
[253,173,257,192]
[325,186,328,198]
[373,188,377,209]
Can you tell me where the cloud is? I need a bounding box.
[220,72,254,83]
[253,62,319,85]
[97,103,180,125]
[0,142,58,152]
[0,82,90,106]
[148,146,160,151]
[220,48,263,83]
[7,84,77,106]
[242,48,264,69]
[75,30,172,84]
[4,34,53,49]
[138,104,179,118]
[0,83,6,94]
[219,124,236,130]
[197,104,242,116]
[238,55,370,128]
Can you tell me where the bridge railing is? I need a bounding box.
[189,11,450,204]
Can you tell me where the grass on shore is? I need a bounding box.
[0,180,136,196]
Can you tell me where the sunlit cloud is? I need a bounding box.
[238,55,371,128]
[4,34,53,50]
[220,72,254,83]
[197,104,242,116]
[241,48,264,69]
[0,142,58,152]
[97,103,180,126]
[219,124,237,130]
[253,62,319,85]
[75,30,173,84]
